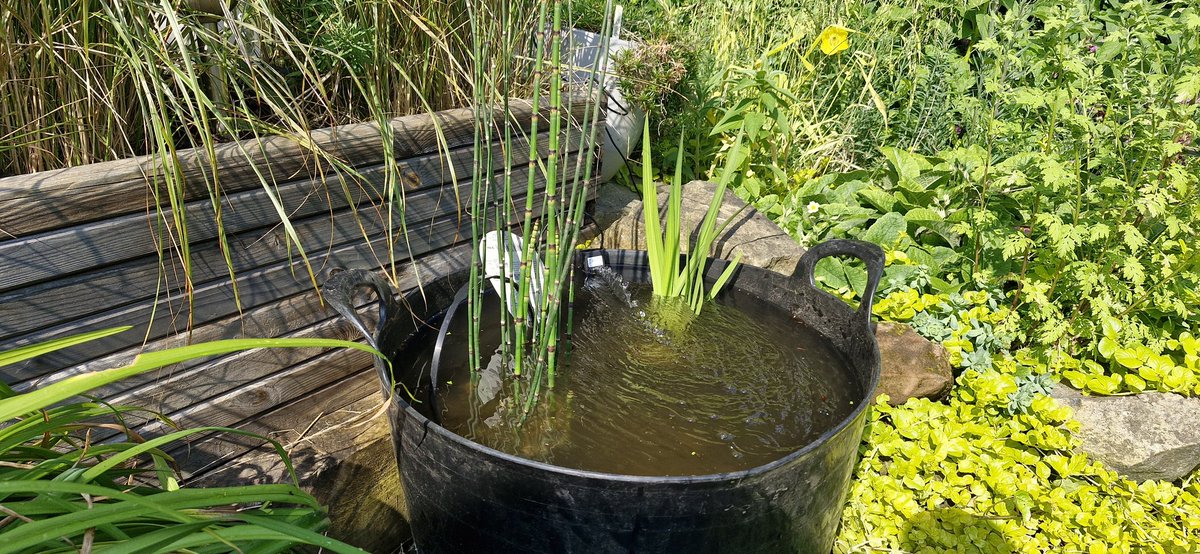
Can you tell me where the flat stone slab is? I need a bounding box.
[592,180,806,276]
[1052,384,1200,482]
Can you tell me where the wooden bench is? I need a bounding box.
[0,93,601,552]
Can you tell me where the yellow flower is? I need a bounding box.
[815,25,852,56]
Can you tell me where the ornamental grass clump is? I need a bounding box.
[0,0,545,327]
[0,327,382,553]
[638,119,745,316]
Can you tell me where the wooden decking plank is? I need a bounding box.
[5,214,468,384]
[107,317,357,420]
[23,244,472,395]
[0,127,585,293]
[6,178,583,384]
[0,128,580,338]
[0,94,596,238]
[0,143,543,340]
[138,347,378,445]
[171,370,383,483]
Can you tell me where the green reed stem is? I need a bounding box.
[512,1,551,380]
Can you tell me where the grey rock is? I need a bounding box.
[874,321,954,405]
[1051,384,1200,482]
[592,180,805,275]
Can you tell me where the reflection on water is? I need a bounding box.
[399,269,859,476]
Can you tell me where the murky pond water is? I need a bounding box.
[397,269,860,476]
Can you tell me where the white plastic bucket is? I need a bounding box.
[565,9,645,182]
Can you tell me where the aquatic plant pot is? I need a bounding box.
[323,239,883,553]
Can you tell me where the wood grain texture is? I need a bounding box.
[0,129,579,339]
[107,317,362,425]
[52,246,472,449]
[143,347,379,439]
[0,127,585,294]
[0,91,598,238]
[180,375,407,554]
[173,371,384,482]
[5,214,465,384]
[25,245,473,396]
[3,176,589,385]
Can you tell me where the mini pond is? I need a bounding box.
[324,242,883,553]
[401,266,860,476]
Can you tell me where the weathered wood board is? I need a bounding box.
[0,93,595,238]
[0,92,603,554]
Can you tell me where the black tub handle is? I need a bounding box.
[794,239,885,329]
[322,268,402,350]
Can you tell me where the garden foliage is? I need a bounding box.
[592,0,1200,549]
[611,0,1199,393]
[840,287,1200,552]
[0,328,379,553]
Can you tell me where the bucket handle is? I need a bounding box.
[322,268,401,351]
[793,239,885,329]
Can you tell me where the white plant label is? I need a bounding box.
[480,230,545,316]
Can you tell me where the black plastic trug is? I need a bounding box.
[323,240,884,554]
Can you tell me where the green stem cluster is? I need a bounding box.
[464,0,611,417]
[640,119,747,315]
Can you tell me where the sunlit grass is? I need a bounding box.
[0,327,382,553]
[0,1,546,325]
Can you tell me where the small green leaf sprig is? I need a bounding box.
[1061,323,1200,396]
[837,360,1200,553]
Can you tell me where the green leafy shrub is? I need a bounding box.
[765,0,1200,397]
[959,1,1200,364]
[836,310,1200,553]
[838,368,1200,553]
[1061,326,1200,396]
[274,0,374,75]
[612,38,687,117]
